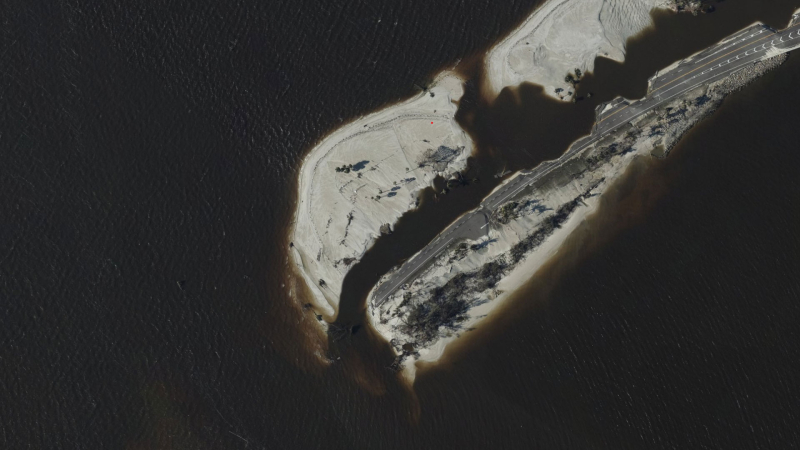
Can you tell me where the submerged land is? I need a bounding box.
[291,0,800,376]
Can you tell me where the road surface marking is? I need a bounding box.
[598,25,797,126]
[655,25,799,92]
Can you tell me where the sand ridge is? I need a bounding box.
[484,0,665,99]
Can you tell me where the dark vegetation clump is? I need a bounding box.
[335,164,353,173]
[648,125,665,138]
[585,142,622,169]
[564,68,583,88]
[403,274,471,346]
[400,257,508,347]
[665,106,687,119]
[340,212,355,244]
[476,260,507,291]
[449,242,469,263]
[494,201,519,224]
[399,292,413,309]
[420,145,463,171]
[668,0,713,15]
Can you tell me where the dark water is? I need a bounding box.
[2,0,799,448]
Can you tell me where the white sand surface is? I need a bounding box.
[484,0,664,99]
[291,74,472,317]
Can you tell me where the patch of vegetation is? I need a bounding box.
[695,94,711,107]
[419,145,464,171]
[399,292,413,310]
[648,125,665,138]
[494,201,519,224]
[585,142,622,169]
[667,0,714,15]
[400,258,507,347]
[564,68,583,89]
[449,242,469,263]
[665,106,687,119]
[340,212,355,244]
[470,238,496,251]
[403,288,469,345]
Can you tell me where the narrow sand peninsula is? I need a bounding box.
[291,74,471,317]
[484,0,664,99]
[372,54,788,377]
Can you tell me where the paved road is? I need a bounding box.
[371,18,800,307]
